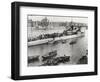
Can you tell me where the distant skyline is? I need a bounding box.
[28,15,88,24]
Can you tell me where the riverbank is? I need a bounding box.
[28,33,84,46]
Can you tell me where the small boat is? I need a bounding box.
[69,39,77,45]
[42,50,57,61]
[53,41,59,45]
[42,55,70,66]
[77,56,88,64]
[28,56,39,63]
[47,39,55,44]
[61,40,67,44]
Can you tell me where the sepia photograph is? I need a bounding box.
[27,15,88,66]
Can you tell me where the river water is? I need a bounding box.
[28,30,88,66]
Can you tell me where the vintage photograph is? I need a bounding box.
[27,15,88,66]
[11,2,97,80]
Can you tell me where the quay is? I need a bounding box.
[28,34,84,46]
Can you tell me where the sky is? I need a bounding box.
[28,15,88,24]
